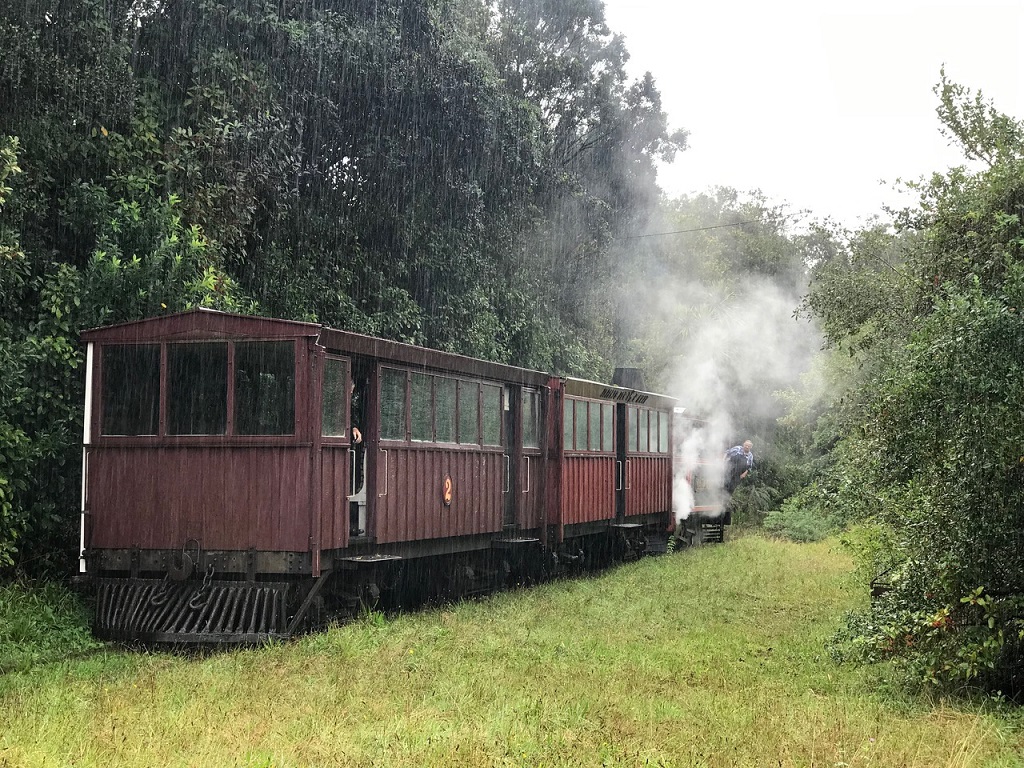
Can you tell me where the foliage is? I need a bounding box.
[0,579,101,674]
[803,79,1024,694]
[763,497,837,543]
[0,0,685,570]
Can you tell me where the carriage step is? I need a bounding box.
[491,537,541,549]
[701,523,725,544]
[646,534,669,555]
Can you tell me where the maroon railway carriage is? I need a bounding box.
[79,309,687,644]
[550,378,676,563]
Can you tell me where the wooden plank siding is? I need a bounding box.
[319,447,351,551]
[625,455,672,517]
[374,445,504,544]
[560,454,616,525]
[88,446,312,552]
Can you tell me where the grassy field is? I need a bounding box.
[2,534,1023,767]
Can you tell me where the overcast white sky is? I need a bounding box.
[601,0,1024,228]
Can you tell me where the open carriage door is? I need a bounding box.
[615,403,628,520]
[318,353,356,551]
[502,385,517,530]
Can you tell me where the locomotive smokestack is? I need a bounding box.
[612,367,647,391]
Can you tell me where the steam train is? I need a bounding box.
[79,309,723,644]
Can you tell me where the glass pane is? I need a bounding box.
[639,408,650,453]
[435,377,456,443]
[482,384,501,445]
[573,403,589,450]
[321,357,348,437]
[659,410,669,454]
[458,381,478,444]
[563,398,574,450]
[168,343,227,435]
[235,341,295,435]
[523,390,539,449]
[101,345,160,436]
[602,403,613,452]
[589,401,601,452]
[411,373,433,442]
[380,368,407,440]
[627,406,638,452]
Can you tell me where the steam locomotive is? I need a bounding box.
[79,309,722,644]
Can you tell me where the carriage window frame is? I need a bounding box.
[321,356,350,439]
[434,376,457,444]
[601,402,614,452]
[563,397,576,451]
[100,344,161,437]
[481,384,502,446]
[234,340,295,436]
[627,406,639,452]
[96,338,300,441]
[562,397,612,454]
[379,368,502,449]
[457,381,480,445]
[637,407,650,454]
[522,388,541,450]
[410,372,434,442]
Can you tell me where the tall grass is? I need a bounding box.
[0,580,102,674]
[2,536,1022,766]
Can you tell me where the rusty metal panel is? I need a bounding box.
[625,455,672,517]
[560,455,615,525]
[88,446,312,553]
[374,445,503,544]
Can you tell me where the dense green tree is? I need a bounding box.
[0,0,685,572]
[802,76,1024,693]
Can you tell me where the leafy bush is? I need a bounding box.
[835,273,1024,693]
[763,498,836,543]
[0,580,101,674]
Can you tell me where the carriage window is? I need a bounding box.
[167,342,227,435]
[482,384,501,446]
[435,377,456,443]
[627,406,638,452]
[588,402,601,452]
[321,357,349,437]
[458,381,479,444]
[602,403,614,451]
[659,411,669,454]
[101,344,160,436]
[638,408,650,453]
[380,368,407,440]
[563,399,575,450]
[235,341,294,435]
[523,389,540,449]
[411,373,433,442]
[577,400,590,450]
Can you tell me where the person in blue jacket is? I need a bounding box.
[724,440,754,494]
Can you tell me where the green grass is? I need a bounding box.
[0,579,102,675]
[2,535,1023,766]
